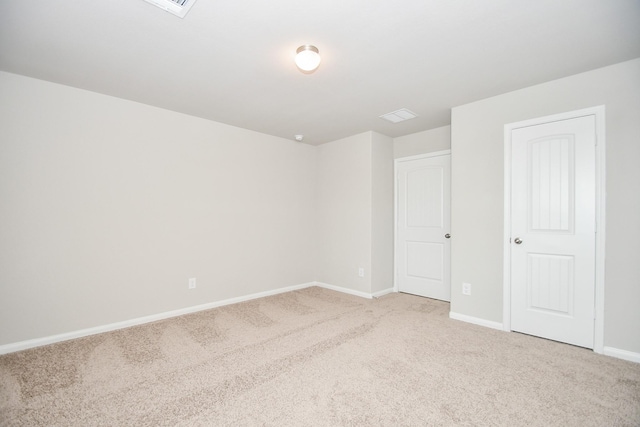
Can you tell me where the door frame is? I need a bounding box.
[503,106,606,353]
[394,149,451,294]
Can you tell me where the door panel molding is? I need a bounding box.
[503,106,605,353]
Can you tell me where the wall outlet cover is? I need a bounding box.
[462,282,471,295]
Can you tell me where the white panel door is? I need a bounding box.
[510,115,596,348]
[396,154,451,301]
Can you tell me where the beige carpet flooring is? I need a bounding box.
[1,287,639,426]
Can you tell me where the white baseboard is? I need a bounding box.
[372,288,395,298]
[314,282,374,299]
[448,315,639,364]
[8,282,635,364]
[0,282,382,355]
[603,347,640,363]
[314,282,395,299]
[0,282,316,355]
[449,311,504,331]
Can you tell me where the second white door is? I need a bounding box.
[396,152,451,301]
[510,114,596,348]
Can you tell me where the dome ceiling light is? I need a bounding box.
[295,45,321,73]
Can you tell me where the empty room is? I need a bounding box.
[1,1,639,425]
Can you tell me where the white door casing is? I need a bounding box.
[504,106,606,352]
[395,151,451,301]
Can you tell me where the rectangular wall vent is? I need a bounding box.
[143,0,197,18]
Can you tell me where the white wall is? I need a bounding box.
[394,125,451,159]
[0,71,318,346]
[316,133,373,293]
[316,131,394,295]
[450,58,640,354]
[371,132,394,294]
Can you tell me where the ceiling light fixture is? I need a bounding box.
[295,45,321,73]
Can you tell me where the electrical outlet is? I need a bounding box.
[188,277,196,290]
[462,282,471,295]
[358,268,365,278]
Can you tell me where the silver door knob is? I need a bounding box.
[445,233,451,239]
[514,237,522,244]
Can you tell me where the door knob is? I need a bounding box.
[445,233,451,239]
[514,237,522,244]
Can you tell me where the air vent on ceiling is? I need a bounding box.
[143,0,197,18]
[379,108,418,124]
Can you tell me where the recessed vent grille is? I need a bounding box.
[379,108,418,124]
[143,0,197,18]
